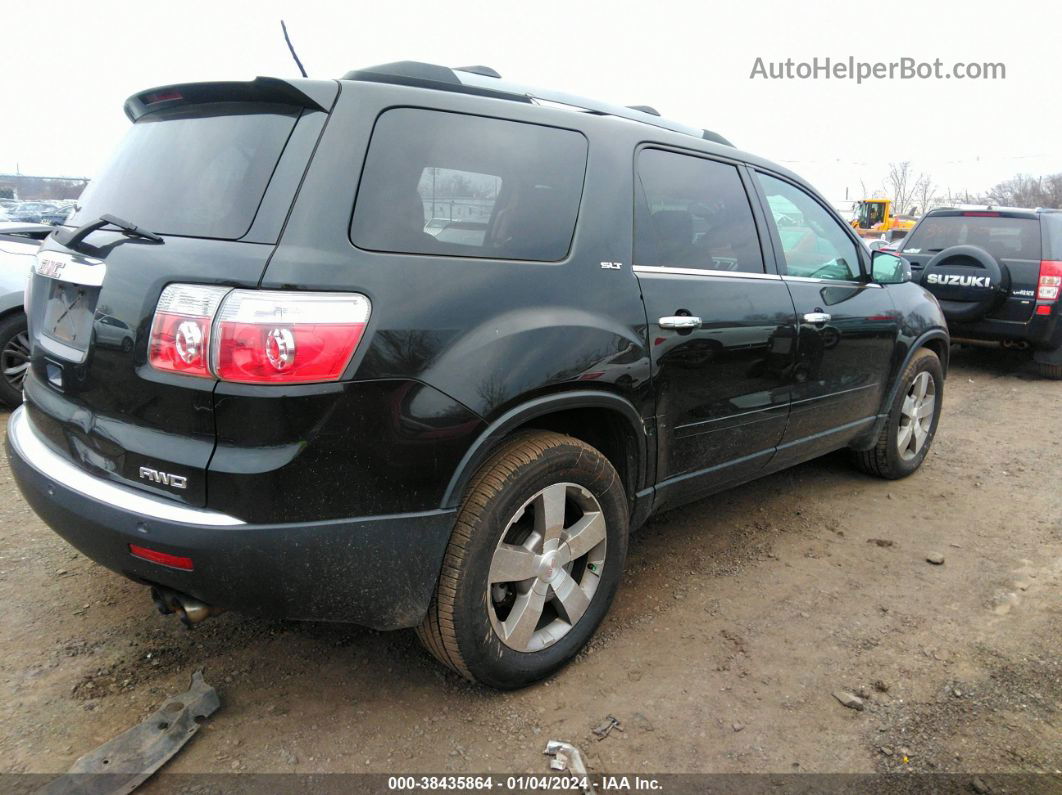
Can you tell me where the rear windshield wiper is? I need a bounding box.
[57,213,164,251]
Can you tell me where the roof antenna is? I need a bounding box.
[280,20,308,78]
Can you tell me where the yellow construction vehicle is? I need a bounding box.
[850,199,917,240]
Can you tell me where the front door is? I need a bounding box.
[753,172,899,464]
[634,148,798,510]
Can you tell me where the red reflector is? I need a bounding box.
[962,211,1000,217]
[1036,305,1053,316]
[129,544,194,571]
[143,89,183,104]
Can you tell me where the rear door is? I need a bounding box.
[633,147,797,510]
[752,171,899,460]
[22,84,333,507]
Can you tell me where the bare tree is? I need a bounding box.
[980,172,1062,209]
[886,161,916,215]
[910,173,937,217]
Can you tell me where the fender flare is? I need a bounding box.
[850,328,950,451]
[439,390,649,510]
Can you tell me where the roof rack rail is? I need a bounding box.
[342,62,733,146]
[627,105,661,116]
[455,65,502,78]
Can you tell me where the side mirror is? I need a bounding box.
[870,250,911,285]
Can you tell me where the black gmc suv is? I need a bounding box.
[899,207,1062,378]
[7,63,949,688]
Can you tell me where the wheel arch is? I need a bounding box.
[850,328,949,452]
[440,390,650,516]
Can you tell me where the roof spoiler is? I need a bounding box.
[123,77,338,122]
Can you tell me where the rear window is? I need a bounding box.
[1041,214,1062,260]
[903,215,1042,260]
[70,102,300,240]
[350,109,587,261]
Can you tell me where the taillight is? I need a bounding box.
[1037,260,1062,302]
[148,285,230,378]
[213,290,370,383]
[149,285,371,384]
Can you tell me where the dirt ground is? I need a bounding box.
[0,346,1059,786]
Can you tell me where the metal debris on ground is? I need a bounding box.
[544,740,595,794]
[41,670,220,795]
[591,714,622,740]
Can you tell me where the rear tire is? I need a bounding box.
[417,431,628,689]
[852,348,943,479]
[1039,361,1062,380]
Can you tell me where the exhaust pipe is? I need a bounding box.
[151,586,224,627]
[1001,339,1030,350]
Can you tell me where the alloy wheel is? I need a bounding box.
[487,482,607,652]
[1,331,30,393]
[897,371,936,461]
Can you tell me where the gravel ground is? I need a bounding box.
[0,346,1059,786]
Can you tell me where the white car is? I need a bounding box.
[863,237,898,253]
[0,223,53,407]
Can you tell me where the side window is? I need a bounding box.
[351,109,588,262]
[757,173,862,281]
[635,149,764,273]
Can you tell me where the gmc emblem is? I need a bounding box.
[926,273,991,288]
[36,257,67,279]
[139,467,188,490]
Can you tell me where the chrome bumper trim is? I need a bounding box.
[8,406,245,527]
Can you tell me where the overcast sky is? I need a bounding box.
[2,0,1059,208]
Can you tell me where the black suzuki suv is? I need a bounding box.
[899,206,1062,378]
[7,63,949,688]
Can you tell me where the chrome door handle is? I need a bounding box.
[659,315,702,330]
[803,312,832,324]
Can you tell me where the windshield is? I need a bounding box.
[71,102,300,239]
[903,215,1041,260]
[858,202,885,227]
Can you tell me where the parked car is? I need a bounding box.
[0,223,52,407]
[6,63,949,688]
[5,201,74,226]
[865,237,898,253]
[900,206,1062,378]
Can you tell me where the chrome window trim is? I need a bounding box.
[632,265,782,281]
[8,406,246,527]
[782,274,883,288]
[632,265,883,288]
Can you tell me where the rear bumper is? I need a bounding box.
[950,309,1061,352]
[6,406,455,629]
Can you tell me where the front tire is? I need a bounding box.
[852,348,943,479]
[417,431,628,689]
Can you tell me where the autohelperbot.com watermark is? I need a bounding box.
[750,56,1006,83]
